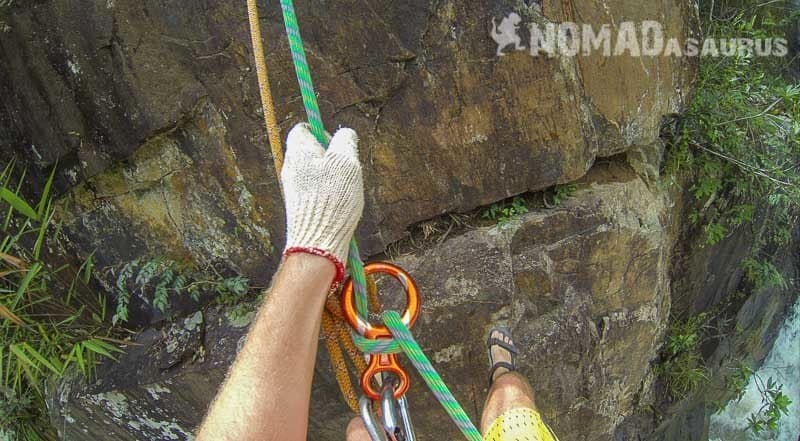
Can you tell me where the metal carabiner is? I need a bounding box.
[381,381,402,441]
[379,379,416,441]
[396,394,416,441]
[360,375,417,441]
[359,395,388,441]
[342,261,421,400]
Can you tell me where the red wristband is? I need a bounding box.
[283,246,345,285]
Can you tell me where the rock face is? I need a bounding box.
[0,0,710,439]
[48,164,674,441]
[0,0,695,276]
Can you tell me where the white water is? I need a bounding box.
[709,297,800,441]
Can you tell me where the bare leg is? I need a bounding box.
[480,330,538,434]
[346,417,372,441]
[480,372,538,433]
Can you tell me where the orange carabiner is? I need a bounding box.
[341,261,421,400]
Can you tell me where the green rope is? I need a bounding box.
[383,311,483,441]
[278,0,370,316]
[278,2,481,439]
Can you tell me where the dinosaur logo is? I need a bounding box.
[490,13,525,56]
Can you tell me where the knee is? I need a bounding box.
[494,372,531,391]
[489,372,536,404]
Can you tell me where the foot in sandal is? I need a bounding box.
[486,326,519,385]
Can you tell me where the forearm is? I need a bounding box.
[197,254,335,441]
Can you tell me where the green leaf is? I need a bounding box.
[74,343,86,374]
[32,198,51,260]
[37,163,57,220]
[20,343,62,375]
[135,258,161,288]
[0,187,38,220]
[83,338,122,360]
[189,286,200,302]
[9,344,40,373]
[774,392,792,410]
[172,275,187,294]
[83,252,95,284]
[12,262,41,309]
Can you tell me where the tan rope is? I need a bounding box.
[246,0,284,176]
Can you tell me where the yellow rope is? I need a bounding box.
[321,309,361,410]
[246,0,380,413]
[246,0,284,176]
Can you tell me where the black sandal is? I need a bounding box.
[486,326,519,385]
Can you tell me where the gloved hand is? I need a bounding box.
[281,123,364,283]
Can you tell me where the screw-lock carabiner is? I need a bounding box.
[396,395,415,441]
[381,381,402,441]
[359,395,388,441]
[358,379,416,441]
[380,380,416,441]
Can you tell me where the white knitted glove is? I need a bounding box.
[281,123,364,283]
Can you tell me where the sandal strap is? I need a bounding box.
[486,337,519,355]
[488,361,516,385]
[486,326,521,385]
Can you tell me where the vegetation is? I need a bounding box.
[723,362,794,434]
[111,257,253,325]
[741,257,788,291]
[725,362,753,403]
[543,183,578,208]
[482,196,529,225]
[0,162,121,440]
[663,5,800,252]
[655,313,711,399]
[655,309,792,418]
[658,1,797,434]
[0,162,258,439]
[746,373,793,433]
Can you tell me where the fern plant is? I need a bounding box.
[742,257,788,290]
[111,257,253,325]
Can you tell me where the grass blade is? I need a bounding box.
[33,199,52,260]
[21,343,62,375]
[83,251,94,284]
[12,262,40,309]
[83,338,122,360]
[9,343,39,373]
[37,163,57,220]
[0,252,28,270]
[74,343,86,374]
[0,187,38,221]
[0,303,25,326]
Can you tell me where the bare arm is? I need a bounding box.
[197,253,334,441]
[197,123,364,441]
